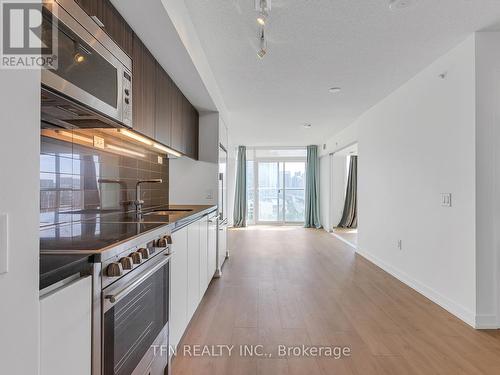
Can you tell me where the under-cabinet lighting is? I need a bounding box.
[153,143,182,157]
[56,130,93,144]
[106,144,146,158]
[118,129,153,146]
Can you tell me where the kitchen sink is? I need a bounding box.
[144,209,193,216]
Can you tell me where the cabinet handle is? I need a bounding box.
[104,252,171,307]
[90,15,105,28]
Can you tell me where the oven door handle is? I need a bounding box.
[105,252,173,306]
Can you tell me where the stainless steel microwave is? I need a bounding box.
[41,0,132,128]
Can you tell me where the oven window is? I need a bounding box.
[42,8,118,108]
[103,264,168,375]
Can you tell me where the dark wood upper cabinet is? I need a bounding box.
[170,84,185,154]
[76,0,199,159]
[132,35,156,139]
[186,103,199,160]
[75,0,133,56]
[154,62,172,147]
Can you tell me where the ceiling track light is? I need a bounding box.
[255,0,270,58]
[256,10,267,26]
[255,0,271,12]
[257,28,267,59]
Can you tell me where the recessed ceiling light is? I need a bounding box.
[389,0,415,10]
[303,123,312,129]
[329,87,341,94]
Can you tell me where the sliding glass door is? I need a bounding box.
[254,161,305,224]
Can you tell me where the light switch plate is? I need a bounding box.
[0,213,8,274]
[157,156,163,165]
[441,193,452,207]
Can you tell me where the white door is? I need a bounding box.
[170,226,188,351]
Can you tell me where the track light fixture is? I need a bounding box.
[257,11,267,26]
[255,0,271,58]
[257,28,267,59]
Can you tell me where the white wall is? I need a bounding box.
[322,36,478,326]
[319,154,348,231]
[169,157,218,205]
[475,32,500,328]
[331,155,347,227]
[319,155,332,231]
[319,122,359,157]
[226,145,236,227]
[0,68,40,373]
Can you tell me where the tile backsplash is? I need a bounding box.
[40,129,169,226]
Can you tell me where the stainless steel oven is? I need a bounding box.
[41,0,132,127]
[102,249,171,375]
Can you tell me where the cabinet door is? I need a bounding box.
[155,62,172,147]
[40,276,92,375]
[75,0,133,56]
[218,225,227,270]
[132,35,156,138]
[199,216,208,297]
[170,227,188,352]
[187,221,200,320]
[184,103,199,160]
[207,215,217,283]
[171,85,185,154]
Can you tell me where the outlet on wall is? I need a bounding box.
[397,239,403,250]
[93,136,105,149]
[441,193,452,207]
[205,190,214,200]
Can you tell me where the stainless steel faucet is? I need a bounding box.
[135,179,163,217]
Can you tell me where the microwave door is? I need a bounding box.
[41,1,130,126]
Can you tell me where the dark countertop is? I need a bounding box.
[39,204,217,290]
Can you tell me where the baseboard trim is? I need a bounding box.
[355,248,478,328]
[332,232,357,250]
[475,314,499,329]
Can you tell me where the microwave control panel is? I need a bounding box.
[122,71,132,127]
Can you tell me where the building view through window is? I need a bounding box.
[245,148,306,224]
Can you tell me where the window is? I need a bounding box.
[246,148,306,224]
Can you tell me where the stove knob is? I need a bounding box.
[130,252,143,264]
[138,247,150,259]
[119,256,134,270]
[156,235,172,247]
[106,262,123,277]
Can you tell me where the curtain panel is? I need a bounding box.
[338,155,358,228]
[304,145,321,228]
[233,146,247,227]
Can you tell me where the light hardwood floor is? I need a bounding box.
[172,226,500,375]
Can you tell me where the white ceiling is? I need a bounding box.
[183,0,500,146]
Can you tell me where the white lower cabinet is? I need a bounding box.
[40,276,92,375]
[207,214,217,284]
[170,226,188,352]
[170,213,217,356]
[199,215,209,296]
[187,220,201,320]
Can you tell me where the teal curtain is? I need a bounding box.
[304,145,321,228]
[233,146,247,227]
